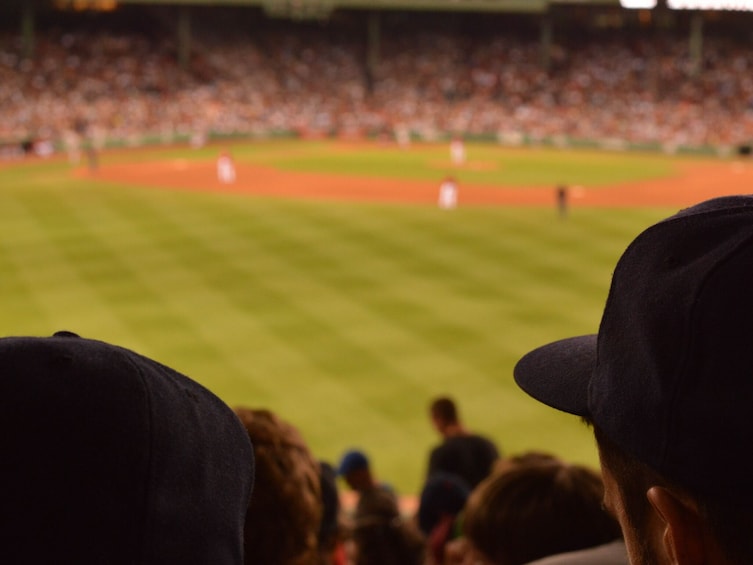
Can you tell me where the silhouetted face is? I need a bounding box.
[432,412,454,437]
[431,414,443,433]
[600,462,667,565]
[344,468,370,492]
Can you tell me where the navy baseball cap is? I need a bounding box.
[418,472,470,535]
[338,449,369,476]
[514,195,753,496]
[0,331,254,563]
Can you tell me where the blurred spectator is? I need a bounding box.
[235,407,322,565]
[427,396,500,489]
[338,449,425,565]
[417,472,471,565]
[318,461,348,565]
[453,452,622,565]
[3,22,753,150]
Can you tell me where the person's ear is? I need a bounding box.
[647,486,705,565]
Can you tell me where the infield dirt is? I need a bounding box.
[84,156,753,208]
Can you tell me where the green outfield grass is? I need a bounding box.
[0,141,678,495]
[232,139,678,187]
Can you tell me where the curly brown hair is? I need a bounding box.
[235,407,323,565]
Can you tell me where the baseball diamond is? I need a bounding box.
[79,142,753,207]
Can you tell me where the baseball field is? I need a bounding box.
[0,139,748,495]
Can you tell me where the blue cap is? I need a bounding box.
[337,449,369,476]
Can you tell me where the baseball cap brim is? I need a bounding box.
[513,334,597,418]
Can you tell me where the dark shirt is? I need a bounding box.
[428,434,500,489]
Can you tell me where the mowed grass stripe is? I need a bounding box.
[110,193,452,470]
[108,193,438,408]
[241,202,524,383]
[145,196,480,393]
[0,192,59,328]
[0,190,143,335]
[12,189,225,359]
[279,204,611,362]
[1,182,264,397]
[86,189,351,402]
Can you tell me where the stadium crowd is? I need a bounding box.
[1,327,626,565]
[2,20,753,149]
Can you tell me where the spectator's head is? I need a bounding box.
[514,195,753,564]
[493,450,559,474]
[337,449,372,491]
[429,396,460,434]
[0,331,254,564]
[417,472,470,536]
[462,455,620,565]
[318,461,343,556]
[234,407,322,565]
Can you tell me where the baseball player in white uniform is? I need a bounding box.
[217,150,236,184]
[450,136,466,166]
[438,176,459,210]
